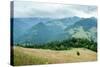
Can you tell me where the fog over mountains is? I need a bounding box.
[12,16,97,44]
[12,2,97,45]
[14,2,97,18]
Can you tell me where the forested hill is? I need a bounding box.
[16,38,97,52]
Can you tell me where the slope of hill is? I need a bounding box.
[12,47,97,66]
[65,17,97,41]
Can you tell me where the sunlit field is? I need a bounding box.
[13,46,97,66]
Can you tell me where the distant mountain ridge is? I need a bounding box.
[12,16,97,44]
[65,17,97,41]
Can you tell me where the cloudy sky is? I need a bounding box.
[13,1,97,18]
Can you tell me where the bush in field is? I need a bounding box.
[15,38,97,52]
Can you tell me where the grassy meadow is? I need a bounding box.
[12,46,97,66]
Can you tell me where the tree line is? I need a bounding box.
[15,38,97,52]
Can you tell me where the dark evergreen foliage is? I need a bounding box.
[15,38,97,52]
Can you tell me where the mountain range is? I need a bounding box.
[12,16,97,45]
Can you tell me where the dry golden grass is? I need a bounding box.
[13,46,97,66]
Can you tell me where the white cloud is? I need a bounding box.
[13,1,97,18]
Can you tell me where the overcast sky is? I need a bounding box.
[13,1,97,18]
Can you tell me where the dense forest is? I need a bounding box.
[15,38,97,52]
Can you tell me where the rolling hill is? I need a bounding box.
[13,47,97,66]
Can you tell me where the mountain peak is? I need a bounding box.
[35,22,46,27]
[30,22,47,30]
